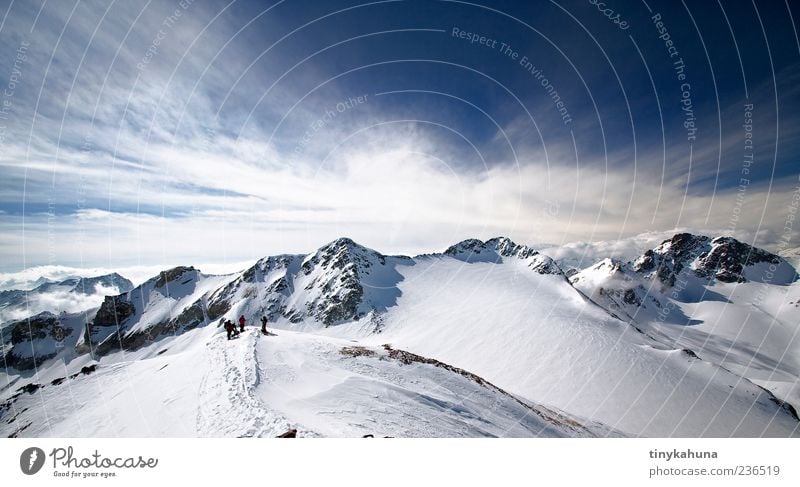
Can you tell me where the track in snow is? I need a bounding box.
[196,330,308,437]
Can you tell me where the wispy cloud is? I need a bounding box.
[1,1,798,271]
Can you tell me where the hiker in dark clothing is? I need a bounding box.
[261,315,268,335]
[230,320,239,336]
[239,315,246,333]
[224,320,234,340]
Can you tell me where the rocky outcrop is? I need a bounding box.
[572,233,798,325]
[83,266,205,355]
[445,237,538,261]
[443,237,563,276]
[154,266,195,288]
[632,233,792,286]
[206,255,302,322]
[300,238,373,326]
[695,237,781,282]
[527,254,564,275]
[2,312,74,370]
[633,233,710,287]
[93,295,136,327]
[486,237,539,259]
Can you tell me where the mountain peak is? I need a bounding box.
[487,236,539,259]
[323,236,363,249]
[631,232,794,285]
[153,266,197,288]
[653,232,710,255]
[444,237,538,261]
[310,237,384,263]
[699,235,784,283]
[315,237,384,258]
[73,273,134,294]
[444,238,485,256]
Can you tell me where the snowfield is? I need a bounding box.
[346,255,799,437]
[1,326,619,437]
[2,234,798,437]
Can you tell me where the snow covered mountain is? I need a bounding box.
[1,235,798,437]
[1,311,90,371]
[571,233,800,410]
[0,272,133,324]
[205,238,410,329]
[79,266,234,356]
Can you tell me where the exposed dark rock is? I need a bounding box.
[92,332,123,356]
[486,237,539,259]
[8,421,31,438]
[93,296,135,328]
[681,348,700,360]
[154,266,195,288]
[768,396,799,422]
[299,238,375,326]
[241,265,256,283]
[2,313,73,370]
[646,233,710,287]
[69,364,98,379]
[170,300,205,331]
[528,255,564,276]
[695,237,780,283]
[8,313,57,344]
[623,288,641,306]
[631,233,790,286]
[84,295,137,355]
[635,249,656,272]
[444,238,486,257]
[120,309,202,351]
[340,346,376,358]
[206,296,232,321]
[18,383,41,394]
[446,237,540,262]
[277,428,297,438]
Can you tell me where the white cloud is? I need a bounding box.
[0,284,122,323]
[2,0,799,272]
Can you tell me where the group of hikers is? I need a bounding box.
[224,314,270,340]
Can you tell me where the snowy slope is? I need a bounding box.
[343,251,798,437]
[571,233,800,414]
[1,327,618,438]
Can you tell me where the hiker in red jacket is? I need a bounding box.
[239,315,246,333]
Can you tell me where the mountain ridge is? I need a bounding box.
[2,233,798,438]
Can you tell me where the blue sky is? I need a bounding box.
[0,0,799,271]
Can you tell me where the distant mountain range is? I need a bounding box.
[0,273,133,323]
[1,233,798,438]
